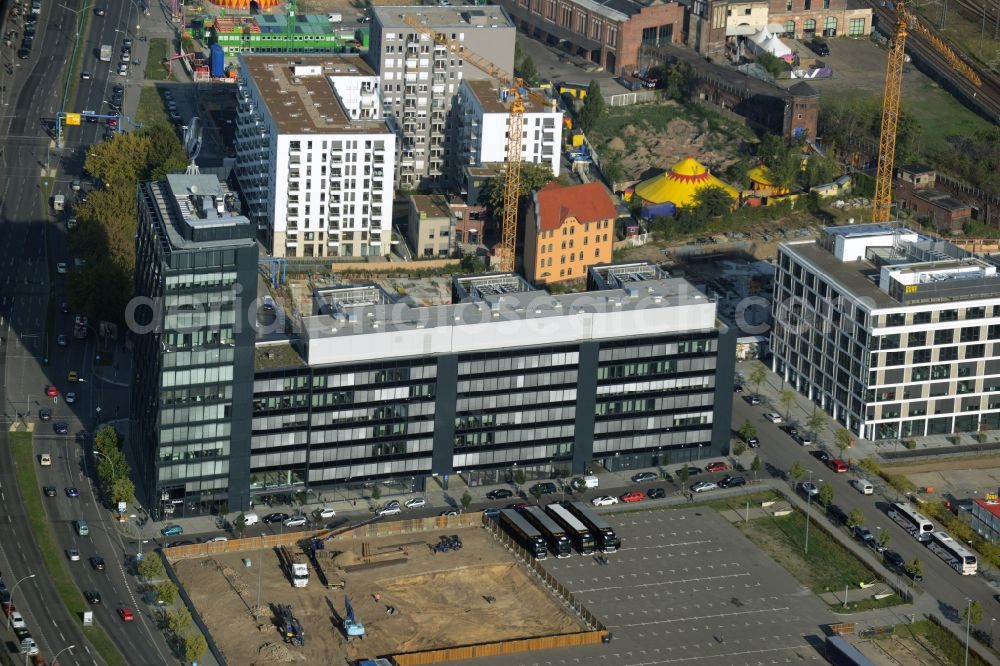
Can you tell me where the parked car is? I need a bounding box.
[795,433,813,446]
[591,495,619,507]
[691,481,718,493]
[530,482,557,495]
[206,537,228,543]
[483,507,501,519]
[718,475,746,488]
[315,507,336,519]
[883,550,905,570]
[733,384,744,393]
[646,487,666,499]
[620,491,645,503]
[160,524,183,536]
[853,525,886,552]
[378,505,402,516]
[850,478,874,495]
[764,412,783,424]
[745,437,760,448]
[798,482,819,498]
[811,450,831,463]
[680,466,702,477]
[705,461,728,473]
[486,489,513,500]
[631,472,658,483]
[439,510,458,516]
[826,458,849,473]
[810,37,830,56]
[745,395,762,406]
[826,504,849,525]
[404,497,426,509]
[283,516,308,528]
[263,512,289,524]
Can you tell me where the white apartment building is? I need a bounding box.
[453,79,562,180]
[368,6,515,189]
[771,224,1000,441]
[235,55,396,259]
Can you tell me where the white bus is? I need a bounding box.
[887,502,935,542]
[927,531,978,575]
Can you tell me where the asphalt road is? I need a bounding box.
[0,1,164,665]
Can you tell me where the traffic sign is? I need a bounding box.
[65,113,81,126]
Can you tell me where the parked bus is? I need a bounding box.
[927,531,978,575]
[499,509,548,560]
[545,503,595,554]
[565,501,622,553]
[887,502,935,542]
[521,506,572,558]
[825,636,875,666]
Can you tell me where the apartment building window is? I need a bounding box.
[907,331,927,347]
[939,347,959,362]
[913,349,932,363]
[881,333,900,349]
[607,25,617,46]
[578,13,587,35]
[783,20,795,35]
[885,313,905,326]
[592,19,602,39]
[885,351,905,366]
[966,344,985,358]
[966,306,986,319]
[940,309,959,322]
[848,18,866,35]
[960,327,981,342]
[547,0,556,19]
[990,324,1000,339]
[561,4,572,27]
[934,329,954,345]
[913,311,932,324]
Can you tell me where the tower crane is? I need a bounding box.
[872,0,981,223]
[402,15,557,272]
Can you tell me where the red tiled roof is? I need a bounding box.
[535,181,616,234]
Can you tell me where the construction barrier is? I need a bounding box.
[391,630,608,665]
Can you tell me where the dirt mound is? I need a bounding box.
[606,137,626,152]
[258,642,306,662]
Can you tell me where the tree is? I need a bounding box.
[692,185,735,217]
[166,607,192,637]
[482,162,556,221]
[513,469,526,487]
[732,441,747,457]
[663,61,693,102]
[94,426,122,452]
[738,420,758,442]
[233,513,247,539]
[111,476,135,505]
[847,508,865,529]
[963,599,984,627]
[370,485,382,501]
[138,554,165,581]
[749,366,767,396]
[602,149,625,185]
[806,413,826,441]
[905,557,923,579]
[460,490,472,512]
[778,389,796,420]
[677,466,690,485]
[576,80,606,133]
[459,254,487,274]
[155,581,179,606]
[804,149,840,189]
[184,633,208,664]
[834,428,855,455]
[818,484,834,507]
[517,55,538,86]
[529,485,542,501]
[750,455,762,475]
[756,51,786,79]
[877,529,890,551]
[789,461,805,485]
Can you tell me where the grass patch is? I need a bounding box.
[10,434,128,666]
[735,508,886,595]
[136,86,171,129]
[838,593,907,613]
[145,38,170,81]
[59,11,90,114]
[906,80,996,153]
[894,619,991,666]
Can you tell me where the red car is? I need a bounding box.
[705,461,728,473]
[621,491,645,503]
[45,385,58,397]
[826,458,849,473]
[118,607,134,622]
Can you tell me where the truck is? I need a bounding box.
[52,194,65,212]
[278,545,309,588]
[306,544,344,589]
[100,44,112,62]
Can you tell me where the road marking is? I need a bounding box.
[609,606,790,628]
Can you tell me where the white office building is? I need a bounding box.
[771,224,1000,441]
[235,54,396,258]
[453,79,563,180]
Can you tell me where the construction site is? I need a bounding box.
[167,516,601,665]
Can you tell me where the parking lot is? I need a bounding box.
[461,507,835,666]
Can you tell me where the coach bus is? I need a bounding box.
[499,509,548,560]
[545,503,596,554]
[927,531,978,575]
[565,501,622,553]
[521,506,572,558]
[887,502,935,542]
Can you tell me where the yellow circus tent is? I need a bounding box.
[211,0,280,9]
[634,156,738,208]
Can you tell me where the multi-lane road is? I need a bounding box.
[0,1,168,664]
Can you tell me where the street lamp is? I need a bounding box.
[52,644,75,666]
[804,471,823,555]
[7,574,36,629]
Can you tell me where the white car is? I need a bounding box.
[56,262,68,274]
[206,536,228,543]
[764,412,783,424]
[850,479,874,495]
[377,505,402,516]
[10,611,25,629]
[65,392,77,404]
[690,481,718,493]
[591,496,619,507]
[283,515,308,528]
[118,63,128,76]
[315,507,336,519]
[66,548,81,561]
[404,497,426,509]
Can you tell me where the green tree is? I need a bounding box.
[184,633,208,664]
[789,461,805,485]
[905,557,923,579]
[460,490,472,512]
[111,476,135,506]
[94,426,122,452]
[602,149,625,185]
[530,485,542,501]
[778,389,796,420]
[144,123,189,181]
[663,61,693,102]
[513,469,526,487]
[738,420,758,442]
[691,185,735,217]
[517,56,539,86]
[750,455,762,475]
[847,508,865,529]
[834,428,855,455]
[963,599,984,626]
[459,254,488,274]
[138,554,165,581]
[482,162,556,222]
[804,149,840,189]
[677,466,690,485]
[167,607,192,637]
[749,366,767,396]
[370,485,382,501]
[756,51,785,79]
[233,513,247,539]
[576,80,606,133]
[155,581,179,606]
[818,484,834,507]
[877,529,890,550]
[805,413,826,441]
[732,441,747,457]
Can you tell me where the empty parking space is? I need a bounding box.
[461,508,835,666]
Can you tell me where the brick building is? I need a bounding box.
[498,0,685,75]
[523,181,617,285]
[767,0,871,40]
[894,164,973,233]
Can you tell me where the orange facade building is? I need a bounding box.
[524,181,617,285]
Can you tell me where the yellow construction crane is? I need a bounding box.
[872,0,981,223]
[402,15,556,272]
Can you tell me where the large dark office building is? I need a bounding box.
[250,263,735,499]
[132,173,258,519]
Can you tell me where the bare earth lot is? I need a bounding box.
[172,526,584,664]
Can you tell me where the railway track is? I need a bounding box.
[868,0,1000,123]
